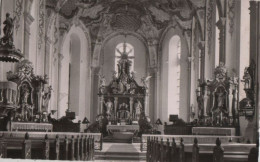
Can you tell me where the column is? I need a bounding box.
[216,18,226,64]
[129,97,133,117]
[98,96,104,114]
[57,53,64,118]
[91,67,100,121]
[23,12,34,59]
[198,41,205,81]
[114,97,118,120]
[225,0,240,75]
[44,37,52,76]
[148,67,157,122]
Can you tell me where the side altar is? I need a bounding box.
[194,63,240,135]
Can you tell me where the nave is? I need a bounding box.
[0,0,259,161]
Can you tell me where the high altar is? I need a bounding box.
[98,42,149,126]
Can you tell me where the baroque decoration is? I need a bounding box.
[0,13,23,62]
[6,60,52,123]
[196,63,239,127]
[239,61,256,120]
[98,42,149,124]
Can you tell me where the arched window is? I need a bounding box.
[115,43,134,75]
[168,36,181,118]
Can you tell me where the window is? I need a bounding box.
[115,43,134,75]
[168,36,181,117]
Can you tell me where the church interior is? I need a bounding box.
[0,0,259,161]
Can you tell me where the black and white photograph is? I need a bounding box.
[0,0,259,161]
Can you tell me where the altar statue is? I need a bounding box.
[197,95,204,118]
[42,86,52,111]
[118,103,129,119]
[21,84,30,104]
[242,67,252,89]
[2,13,16,43]
[212,87,228,119]
[104,99,113,115]
[134,100,142,120]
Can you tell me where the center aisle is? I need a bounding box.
[95,143,146,162]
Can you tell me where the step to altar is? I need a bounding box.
[95,143,146,161]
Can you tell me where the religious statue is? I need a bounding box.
[104,99,113,116]
[242,67,252,89]
[134,100,142,120]
[99,75,106,87]
[99,75,106,94]
[196,94,204,118]
[118,103,129,119]
[214,62,227,80]
[21,84,30,104]
[141,76,152,93]
[42,86,52,111]
[0,13,16,46]
[212,87,228,121]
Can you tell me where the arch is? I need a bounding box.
[160,27,190,123]
[94,31,149,68]
[59,25,91,121]
[101,34,147,85]
[168,35,181,117]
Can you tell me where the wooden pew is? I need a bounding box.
[0,131,102,160]
[145,135,256,162]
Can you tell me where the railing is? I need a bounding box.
[146,136,257,162]
[0,131,102,160]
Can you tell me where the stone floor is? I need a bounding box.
[95,143,146,162]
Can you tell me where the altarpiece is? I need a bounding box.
[196,63,239,128]
[98,42,148,125]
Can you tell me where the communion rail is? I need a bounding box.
[0,131,102,160]
[145,135,257,162]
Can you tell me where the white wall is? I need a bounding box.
[59,25,90,121]
[160,26,189,123]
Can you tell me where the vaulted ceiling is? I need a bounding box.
[46,0,205,45]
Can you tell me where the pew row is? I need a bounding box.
[0,131,102,160]
[145,136,257,162]
[141,134,245,152]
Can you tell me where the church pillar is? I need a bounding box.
[129,97,133,117]
[98,96,104,114]
[225,0,241,77]
[23,12,34,59]
[198,41,205,81]
[91,67,100,122]
[114,97,118,120]
[216,17,226,64]
[148,67,157,123]
[243,1,260,143]
[57,53,64,118]
[44,37,52,76]
[204,0,216,79]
